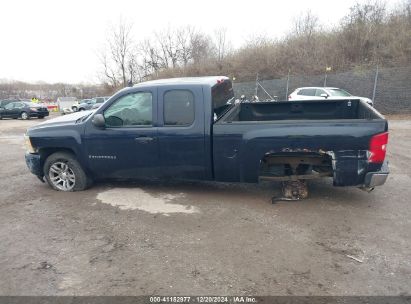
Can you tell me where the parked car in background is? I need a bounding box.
[91,96,111,109]
[71,99,91,112]
[0,99,19,108]
[77,97,110,111]
[0,101,49,120]
[288,87,374,106]
[57,97,77,114]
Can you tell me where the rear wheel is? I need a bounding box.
[43,152,92,191]
[72,106,78,112]
[20,111,29,120]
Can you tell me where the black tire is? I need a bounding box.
[38,116,44,119]
[20,111,30,120]
[72,106,78,112]
[43,152,92,191]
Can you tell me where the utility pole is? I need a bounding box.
[324,66,331,87]
[372,65,379,103]
[285,69,290,100]
[255,72,259,98]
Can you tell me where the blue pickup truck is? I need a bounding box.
[24,76,389,199]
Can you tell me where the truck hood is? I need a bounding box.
[28,110,94,131]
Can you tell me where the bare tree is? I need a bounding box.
[100,19,135,88]
[139,39,162,77]
[293,10,320,37]
[339,1,387,64]
[190,32,215,64]
[213,27,229,62]
[99,51,120,88]
[176,26,195,66]
[156,28,180,68]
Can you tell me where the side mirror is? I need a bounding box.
[320,93,329,99]
[92,114,105,128]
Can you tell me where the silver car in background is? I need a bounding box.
[288,87,373,106]
[75,96,110,111]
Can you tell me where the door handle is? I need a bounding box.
[135,136,154,143]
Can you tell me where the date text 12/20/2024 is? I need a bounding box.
[149,296,257,303]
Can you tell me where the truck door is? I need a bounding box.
[2,102,16,118]
[157,85,207,180]
[84,89,159,178]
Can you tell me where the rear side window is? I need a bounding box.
[164,90,195,126]
[4,102,14,110]
[297,89,316,96]
[315,89,326,96]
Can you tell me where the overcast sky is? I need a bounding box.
[0,0,395,84]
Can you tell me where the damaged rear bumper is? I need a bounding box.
[364,161,389,187]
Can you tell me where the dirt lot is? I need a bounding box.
[0,113,410,296]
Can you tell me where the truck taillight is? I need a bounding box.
[288,95,291,100]
[369,132,388,163]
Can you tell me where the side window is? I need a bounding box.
[104,92,152,127]
[14,102,23,108]
[164,90,195,126]
[5,103,14,110]
[298,89,316,96]
[315,89,326,96]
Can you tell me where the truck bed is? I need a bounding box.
[213,99,388,185]
[222,100,381,122]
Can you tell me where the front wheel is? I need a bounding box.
[43,152,92,191]
[20,111,30,120]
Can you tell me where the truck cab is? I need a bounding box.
[84,79,214,181]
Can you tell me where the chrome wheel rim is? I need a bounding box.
[49,161,76,191]
[21,112,28,119]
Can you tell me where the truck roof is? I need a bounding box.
[134,76,229,88]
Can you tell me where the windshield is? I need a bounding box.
[328,89,352,97]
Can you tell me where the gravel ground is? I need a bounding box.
[0,114,410,296]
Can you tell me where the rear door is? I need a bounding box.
[6,102,20,117]
[315,88,328,98]
[157,85,207,180]
[2,102,14,117]
[297,88,317,100]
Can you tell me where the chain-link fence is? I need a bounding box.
[233,66,411,114]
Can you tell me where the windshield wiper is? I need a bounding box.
[75,113,92,124]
